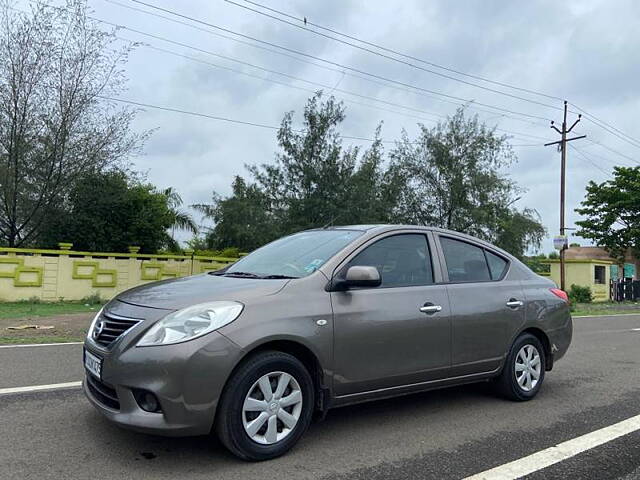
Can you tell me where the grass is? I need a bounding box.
[0,335,83,345]
[572,301,640,317]
[0,300,103,320]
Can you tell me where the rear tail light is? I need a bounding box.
[550,288,569,303]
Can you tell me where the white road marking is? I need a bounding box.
[573,313,640,318]
[582,328,640,335]
[464,413,640,480]
[0,342,83,349]
[0,381,82,395]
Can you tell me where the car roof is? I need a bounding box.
[321,224,427,232]
[317,224,515,259]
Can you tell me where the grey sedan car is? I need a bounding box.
[83,225,572,460]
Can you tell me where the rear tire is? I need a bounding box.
[495,333,546,401]
[215,351,314,461]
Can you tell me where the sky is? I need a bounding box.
[39,0,640,251]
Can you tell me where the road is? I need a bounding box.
[0,314,639,479]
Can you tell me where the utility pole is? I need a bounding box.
[545,100,586,291]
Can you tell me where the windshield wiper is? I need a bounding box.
[261,274,300,279]
[222,271,261,278]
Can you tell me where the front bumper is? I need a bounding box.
[83,329,243,437]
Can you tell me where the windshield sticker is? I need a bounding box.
[304,258,324,273]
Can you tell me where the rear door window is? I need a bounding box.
[439,237,491,282]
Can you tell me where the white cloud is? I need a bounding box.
[86,0,638,251]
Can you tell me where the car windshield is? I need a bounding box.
[223,229,363,279]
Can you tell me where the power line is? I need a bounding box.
[32,0,640,165]
[138,43,442,126]
[126,36,552,143]
[97,95,280,129]
[101,0,553,129]
[96,94,390,143]
[570,144,633,168]
[104,0,348,75]
[569,144,613,178]
[224,0,564,111]
[125,0,554,123]
[50,0,553,142]
[237,0,564,103]
[30,2,441,127]
[95,94,549,149]
[118,0,640,160]
[583,114,640,149]
[569,103,640,150]
[582,137,639,165]
[92,94,442,146]
[126,40,551,144]
[230,0,640,157]
[122,38,447,122]
[12,2,553,145]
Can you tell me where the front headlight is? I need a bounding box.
[137,301,243,347]
[87,307,104,340]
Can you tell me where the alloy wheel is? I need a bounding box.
[514,344,542,392]
[242,371,303,445]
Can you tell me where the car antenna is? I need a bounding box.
[322,214,341,229]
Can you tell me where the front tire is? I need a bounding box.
[215,351,314,461]
[495,333,546,401]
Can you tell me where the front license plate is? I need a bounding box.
[84,349,102,380]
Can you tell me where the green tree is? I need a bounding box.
[390,109,545,258]
[40,171,175,253]
[194,176,277,252]
[523,253,550,274]
[199,96,544,258]
[199,94,401,250]
[575,166,640,263]
[162,187,198,250]
[0,0,146,247]
[493,208,546,260]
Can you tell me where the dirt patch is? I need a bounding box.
[0,312,94,340]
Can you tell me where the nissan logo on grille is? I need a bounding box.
[93,320,105,339]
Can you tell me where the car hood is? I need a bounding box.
[115,273,289,310]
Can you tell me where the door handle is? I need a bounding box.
[506,299,524,308]
[419,304,442,314]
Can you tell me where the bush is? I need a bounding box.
[192,247,242,258]
[568,284,593,304]
[523,255,550,273]
[219,247,241,258]
[81,293,103,305]
[15,296,42,304]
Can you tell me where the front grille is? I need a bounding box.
[92,311,141,348]
[86,375,120,410]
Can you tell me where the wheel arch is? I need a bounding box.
[222,338,330,417]
[518,327,553,371]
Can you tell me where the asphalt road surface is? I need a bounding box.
[1,314,639,479]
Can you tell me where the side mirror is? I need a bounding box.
[326,265,382,292]
[344,265,381,288]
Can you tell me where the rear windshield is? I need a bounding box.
[225,229,363,278]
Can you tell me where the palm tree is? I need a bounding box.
[162,187,198,250]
